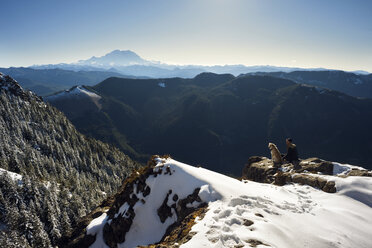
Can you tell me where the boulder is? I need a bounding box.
[323,181,336,193]
[241,156,279,183]
[299,158,334,175]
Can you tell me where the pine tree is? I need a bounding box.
[60,210,72,236]
[30,215,51,248]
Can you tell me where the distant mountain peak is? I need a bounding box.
[110,49,135,54]
[78,50,147,67]
[99,49,141,58]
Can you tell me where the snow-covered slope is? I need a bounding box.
[46,85,102,109]
[47,85,101,100]
[82,157,372,248]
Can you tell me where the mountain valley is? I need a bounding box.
[46,73,372,175]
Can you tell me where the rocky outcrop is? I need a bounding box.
[344,169,372,177]
[241,156,278,184]
[242,156,341,193]
[139,206,208,248]
[0,72,42,102]
[60,155,208,248]
[273,171,336,193]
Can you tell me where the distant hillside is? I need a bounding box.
[0,67,137,96]
[0,73,139,247]
[249,70,372,98]
[31,50,357,78]
[47,73,372,175]
[6,52,371,97]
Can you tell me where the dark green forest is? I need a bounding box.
[48,73,372,175]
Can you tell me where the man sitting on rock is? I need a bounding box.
[283,138,301,170]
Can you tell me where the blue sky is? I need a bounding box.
[1,0,371,71]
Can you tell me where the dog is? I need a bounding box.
[268,142,283,164]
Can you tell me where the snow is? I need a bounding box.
[43,181,51,189]
[114,202,129,218]
[333,162,366,176]
[47,85,102,109]
[158,82,166,88]
[331,176,372,207]
[88,158,372,248]
[47,86,101,100]
[314,86,327,94]
[0,168,23,185]
[87,213,108,235]
[180,159,372,248]
[86,212,109,248]
[77,86,102,100]
[353,78,363,85]
[198,184,221,202]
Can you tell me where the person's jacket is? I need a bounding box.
[283,143,299,162]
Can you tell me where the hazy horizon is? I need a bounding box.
[1,0,372,72]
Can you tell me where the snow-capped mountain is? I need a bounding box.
[77,50,148,67]
[64,156,372,248]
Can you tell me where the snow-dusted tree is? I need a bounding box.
[30,214,51,248]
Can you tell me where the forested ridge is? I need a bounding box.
[0,73,140,247]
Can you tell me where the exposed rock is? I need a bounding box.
[299,158,334,175]
[242,156,337,193]
[102,163,158,248]
[241,156,278,183]
[346,169,372,177]
[273,171,290,186]
[243,219,254,226]
[139,206,208,248]
[292,174,336,193]
[246,239,269,247]
[158,190,175,223]
[323,181,336,193]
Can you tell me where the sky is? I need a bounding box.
[1,0,372,72]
